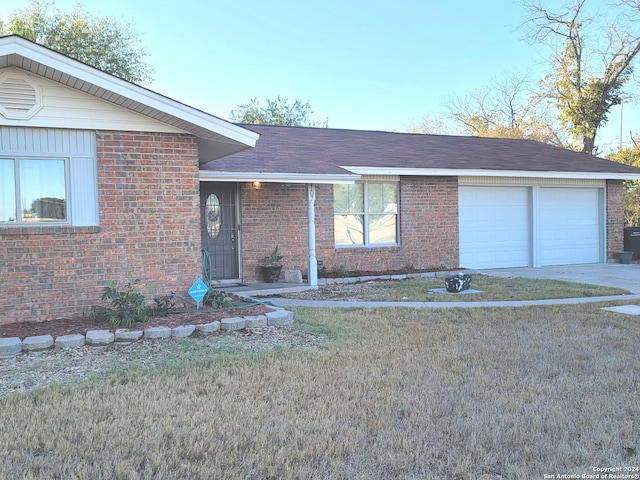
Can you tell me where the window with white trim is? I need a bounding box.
[1,158,68,224]
[334,182,399,246]
[0,128,99,228]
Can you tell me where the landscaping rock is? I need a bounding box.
[55,334,85,350]
[22,335,54,352]
[285,269,303,284]
[266,310,294,326]
[144,326,171,340]
[195,321,220,333]
[86,330,114,346]
[172,325,195,338]
[245,315,268,328]
[0,337,22,358]
[221,317,246,331]
[114,329,143,342]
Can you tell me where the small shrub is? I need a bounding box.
[331,265,349,278]
[318,266,328,278]
[401,262,416,272]
[90,279,150,328]
[152,293,177,316]
[204,289,234,309]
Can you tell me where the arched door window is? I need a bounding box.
[205,194,221,238]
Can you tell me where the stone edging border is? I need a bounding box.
[0,309,294,358]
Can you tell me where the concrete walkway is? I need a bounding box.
[269,294,640,309]
[478,262,640,294]
[265,263,640,309]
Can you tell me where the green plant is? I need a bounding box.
[331,264,349,278]
[204,289,234,309]
[152,293,177,316]
[262,245,284,266]
[401,262,416,272]
[90,279,150,328]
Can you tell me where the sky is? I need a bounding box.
[1,0,638,154]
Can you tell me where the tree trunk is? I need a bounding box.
[582,135,596,155]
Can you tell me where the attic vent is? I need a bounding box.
[0,74,43,120]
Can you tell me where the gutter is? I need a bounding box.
[340,166,640,181]
[199,171,360,184]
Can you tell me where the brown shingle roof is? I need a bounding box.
[200,124,640,177]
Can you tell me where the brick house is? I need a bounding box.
[2,35,640,324]
[202,124,640,286]
[0,36,257,324]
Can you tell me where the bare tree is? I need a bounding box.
[521,0,640,154]
[443,72,566,145]
[406,116,450,135]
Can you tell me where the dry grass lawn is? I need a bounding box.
[1,303,639,479]
[279,275,631,302]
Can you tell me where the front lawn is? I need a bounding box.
[1,303,638,478]
[279,275,631,302]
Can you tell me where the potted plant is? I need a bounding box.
[259,245,284,282]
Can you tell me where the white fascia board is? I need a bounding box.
[340,166,640,181]
[199,171,360,184]
[0,37,258,148]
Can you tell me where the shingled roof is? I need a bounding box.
[200,124,640,181]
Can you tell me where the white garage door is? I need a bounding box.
[459,186,530,269]
[538,187,601,265]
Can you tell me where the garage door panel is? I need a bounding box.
[460,185,603,269]
[459,186,530,269]
[538,188,600,265]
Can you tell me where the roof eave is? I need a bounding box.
[341,166,640,181]
[199,171,360,184]
[0,35,259,156]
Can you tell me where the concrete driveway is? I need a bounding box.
[478,262,640,294]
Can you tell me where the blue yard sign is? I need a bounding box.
[188,278,209,307]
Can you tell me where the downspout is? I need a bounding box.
[308,184,318,287]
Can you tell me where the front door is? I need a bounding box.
[200,183,239,280]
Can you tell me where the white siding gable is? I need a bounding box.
[0,68,187,134]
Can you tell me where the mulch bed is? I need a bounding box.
[0,304,274,340]
[316,267,453,279]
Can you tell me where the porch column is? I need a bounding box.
[308,184,318,287]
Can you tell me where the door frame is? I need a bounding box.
[200,181,241,282]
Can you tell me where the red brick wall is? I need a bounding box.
[238,177,460,281]
[0,131,201,324]
[606,179,624,260]
[239,183,310,282]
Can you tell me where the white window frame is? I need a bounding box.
[1,157,70,225]
[334,181,399,248]
[0,127,99,228]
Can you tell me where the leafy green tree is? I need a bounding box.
[521,0,640,154]
[0,0,153,84]
[229,96,327,127]
[607,138,640,226]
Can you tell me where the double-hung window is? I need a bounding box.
[1,158,67,224]
[334,181,399,247]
